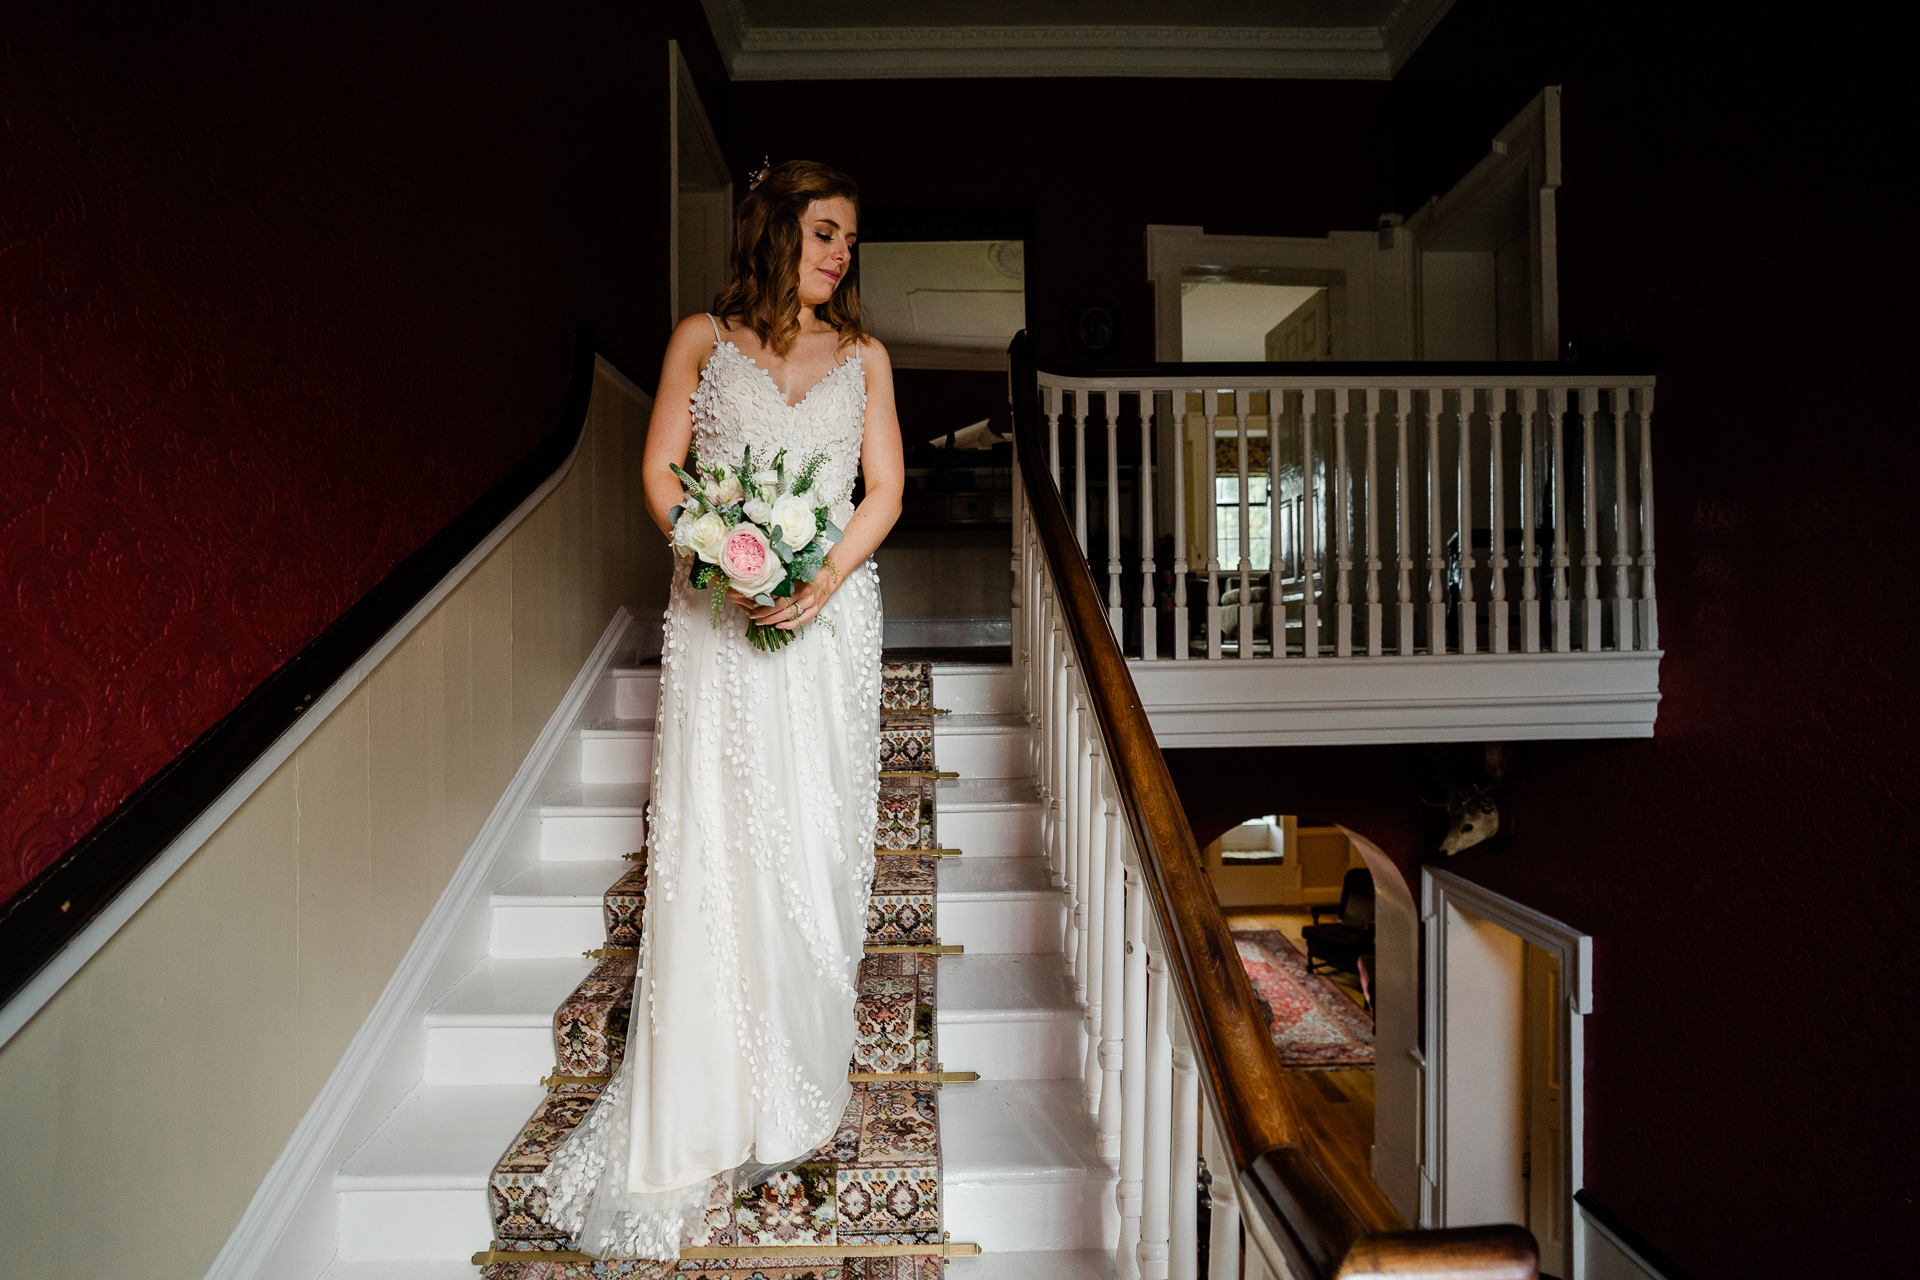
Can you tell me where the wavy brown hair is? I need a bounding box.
[712,160,865,356]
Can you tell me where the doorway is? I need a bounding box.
[669,41,731,326]
[1422,867,1589,1278]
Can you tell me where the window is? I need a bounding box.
[1215,473,1270,569]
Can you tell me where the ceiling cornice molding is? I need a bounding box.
[702,0,1458,82]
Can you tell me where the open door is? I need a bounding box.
[669,42,731,326]
[1525,943,1568,1277]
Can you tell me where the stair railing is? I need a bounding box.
[1010,331,1539,1280]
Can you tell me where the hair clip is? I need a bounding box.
[748,156,771,191]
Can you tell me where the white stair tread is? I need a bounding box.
[938,777,1041,809]
[338,1084,543,1188]
[942,1079,1104,1181]
[937,712,1029,735]
[607,666,661,678]
[426,956,593,1026]
[583,718,656,735]
[949,1250,1113,1279]
[940,953,1079,1020]
[493,858,628,904]
[319,1262,482,1279]
[940,857,1055,900]
[540,782,648,813]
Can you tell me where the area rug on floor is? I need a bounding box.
[1233,930,1374,1069]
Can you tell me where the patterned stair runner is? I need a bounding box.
[479,661,951,1278]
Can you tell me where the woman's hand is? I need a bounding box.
[729,574,837,630]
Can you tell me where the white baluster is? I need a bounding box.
[1300,389,1321,657]
[1059,652,1075,890]
[1138,946,1174,1280]
[1140,390,1158,661]
[1234,390,1254,658]
[1099,795,1125,1161]
[1550,386,1572,652]
[1427,388,1447,652]
[1204,388,1222,660]
[1170,1044,1199,1280]
[1075,393,1089,554]
[1046,383,1061,489]
[1267,387,1286,659]
[1581,386,1602,651]
[1611,388,1635,649]
[1489,390,1509,654]
[1334,388,1353,658]
[1397,390,1416,655]
[1172,390,1190,661]
[1108,391,1124,638]
[1520,390,1541,653]
[1458,388,1478,655]
[1074,733,1095,1002]
[1206,1153,1241,1280]
[1038,616,1057,871]
[1083,765,1108,1117]
[1364,387,1383,657]
[1118,868,1148,1280]
[1637,387,1659,650]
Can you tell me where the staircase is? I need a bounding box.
[316,656,1115,1278]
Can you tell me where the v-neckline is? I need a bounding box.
[717,339,857,411]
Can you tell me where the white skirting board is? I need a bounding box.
[884,616,1013,648]
[204,608,636,1280]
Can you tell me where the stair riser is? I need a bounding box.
[944,1173,1118,1252]
[932,668,1019,715]
[424,1026,553,1085]
[538,811,646,859]
[580,735,655,785]
[336,1188,488,1261]
[939,807,1043,857]
[489,904,604,958]
[936,729,1031,780]
[613,673,660,720]
[940,1017,1086,1080]
[940,895,1064,954]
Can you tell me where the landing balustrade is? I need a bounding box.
[1011,331,1540,1280]
[1038,362,1657,664]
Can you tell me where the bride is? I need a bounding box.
[538,160,903,1259]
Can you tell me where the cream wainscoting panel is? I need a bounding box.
[0,366,657,1280]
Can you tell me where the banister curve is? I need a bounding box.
[1007,330,1538,1280]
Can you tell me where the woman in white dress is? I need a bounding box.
[539,160,903,1259]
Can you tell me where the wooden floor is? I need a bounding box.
[1226,908,1405,1233]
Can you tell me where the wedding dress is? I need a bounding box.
[538,317,883,1259]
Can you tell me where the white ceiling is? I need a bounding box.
[703,0,1456,80]
[859,240,1026,371]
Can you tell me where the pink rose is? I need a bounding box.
[720,522,784,596]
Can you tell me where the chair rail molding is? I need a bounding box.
[701,0,1459,81]
[1421,868,1591,1268]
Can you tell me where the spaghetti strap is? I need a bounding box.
[707,313,722,342]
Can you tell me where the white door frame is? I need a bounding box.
[668,40,732,327]
[1143,223,1413,363]
[1421,867,1591,1268]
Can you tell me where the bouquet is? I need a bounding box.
[669,444,844,652]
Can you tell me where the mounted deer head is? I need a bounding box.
[1429,743,1512,856]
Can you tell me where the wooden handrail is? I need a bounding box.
[1007,330,1538,1280]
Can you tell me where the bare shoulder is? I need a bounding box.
[856,333,892,372]
[670,312,722,352]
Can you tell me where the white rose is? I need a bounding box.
[743,498,774,525]
[769,494,818,549]
[678,511,729,563]
[703,471,743,506]
[753,469,778,489]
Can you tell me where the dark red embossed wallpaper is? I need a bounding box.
[0,3,732,905]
